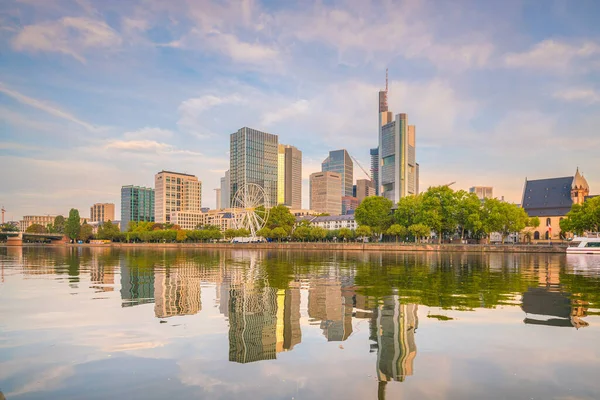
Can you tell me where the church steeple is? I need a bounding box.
[571,167,590,205]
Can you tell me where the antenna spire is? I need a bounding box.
[385,68,388,92]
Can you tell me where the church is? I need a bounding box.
[521,168,591,240]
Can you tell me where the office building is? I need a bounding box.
[370,147,379,195]
[278,144,302,209]
[121,186,155,231]
[379,113,417,203]
[310,171,342,215]
[230,127,278,208]
[416,163,420,194]
[215,188,222,211]
[356,179,376,202]
[322,149,353,197]
[469,186,493,201]
[342,196,359,215]
[296,214,358,231]
[19,215,88,232]
[154,171,202,223]
[220,170,230,209]
[90,203,115,223]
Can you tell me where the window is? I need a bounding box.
[534,231,540,240]
[546,218,551,227]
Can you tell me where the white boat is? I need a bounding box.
[566,234,600,254]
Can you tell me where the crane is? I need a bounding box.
[350,154,372,181]
[444,181,456,187]
[1,206,5,224]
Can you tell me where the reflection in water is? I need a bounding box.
[2,248,600,399]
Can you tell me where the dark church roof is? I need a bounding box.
[521,176,573,217]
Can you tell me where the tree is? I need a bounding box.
[0,223,19,232]
[271,227,287,242]
[387,224,407,243]
[409,223,430,243]
[78,222,93,242]
[266,205,296,231]
[176,230,187,242]
[65,209,81,242]
[395,195,422,227]
[292,226,311,242]
[420,186,457,243]
[560,197,600,235]
[224,229,238,239]
[356,225,372,241]
[481,199,527,243]
[52,215,66,234]
[354,196,393,236]
[256,227,272,240]
[98,220,120,241]
[527,216,540,230]
[310,226,327,242]
[338,227,354,242]
[26,223,47,234]
[454,190,482,239]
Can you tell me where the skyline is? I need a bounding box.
[1,0,600,220]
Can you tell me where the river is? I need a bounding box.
[1,247,599,399]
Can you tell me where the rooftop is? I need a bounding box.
[521,176,573,217]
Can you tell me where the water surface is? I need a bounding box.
[1,247,600,399]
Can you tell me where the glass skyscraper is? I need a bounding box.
[230,127,278,208]
[120,185,155,231]
[322,149,353,197]
[370,147,379,195]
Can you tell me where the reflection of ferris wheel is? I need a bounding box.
[231,183,270,237]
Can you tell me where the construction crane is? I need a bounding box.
[444,181,456,187]
[350,154,372,181]
[1,206,5,224]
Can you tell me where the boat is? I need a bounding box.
[566,233,600,254]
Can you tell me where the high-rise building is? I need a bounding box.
[379,113,417,203]
[120,186,155,231]
[469,186,493,200]
[356,179,376,203]
[215,188,222,210]
[416,163,420,195]
[277,144,302,209]
[322,149,353,197]
[154,171,202,223]
[341,196,359,215]
[220,170,230,209]
[310,171,342,215]
[90,203,115,223]
[230,127,278,207]
[370,147,379,195]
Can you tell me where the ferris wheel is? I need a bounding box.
[231,183,270,237]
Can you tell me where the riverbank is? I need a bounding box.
[20,242,568,253]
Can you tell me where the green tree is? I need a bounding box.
[310,226,327,242]
[224,229,238,239]
[409,223,430,243]
[292,226,311,242]
[354,196,393,236]
[237,228,251,237]
[52,215,66,234]
[355,225,372,241]
[560,197,600,235]
[256,227,273,240]
[98,220,120,241]
[78,222,93,242]
[338,227,354,242]
[271,227,287,242]
[420,186,457,243]
[266,205,296,231]
[387,224,407,243]
[176,230,187,242]
[0,223,19,232]
[394,195,422,227]
[454,190,482,239]
[26,223,47,234]
[65,209,81,242]
[527,216,540,229]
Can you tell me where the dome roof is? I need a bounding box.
[572,167,589,190]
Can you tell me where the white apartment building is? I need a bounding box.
[155,170,202,223]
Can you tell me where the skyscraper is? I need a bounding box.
[230,127,278,208]
[278,144,302,209]
[322,149,353,197]
[120,185,154,231]
[220,170,230,209]
[469,186,493,200]
[215,188,222,210]
[90,203,115,223]
[379,114,417,203]
[370,147,379,195]
[356,179,376,202]
[154,171,202,223]
[310,171,342,215]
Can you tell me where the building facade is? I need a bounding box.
[521,168,590,240]
[342,196,359,215]
[379,113,417,203]
[322,149,353,198]
[278,144,302,209]
[90,203,115,223]
[299,214,358,230]
[469,186,493,200]
[121,185,155,231]
[215,188,222,211]
[19,215,88,232]
[309,171,342,215]
[356,179,376,203]
[230,127,278,208]
[220,170,230,209]
[370,147,379,196]
[154,171,202,223]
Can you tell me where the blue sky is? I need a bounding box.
[1,0,599,220]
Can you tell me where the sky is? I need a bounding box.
[1,0,600,220]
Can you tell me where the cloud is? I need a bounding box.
[12,17,122,63]
[262,99,309,126]
[177,94,244,137]
[0,83,97,131]
[105,139,202,156]
[123,127,174,141]
[553,88,600,104]
[504,39,600,72]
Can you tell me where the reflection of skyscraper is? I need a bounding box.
[308,278,353,341]
[276,283,302,352]
[228,286,278,363]
[90,250,116,292]
[154,266,202,318]
[371,297,418,382]
[120,260,155,307]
